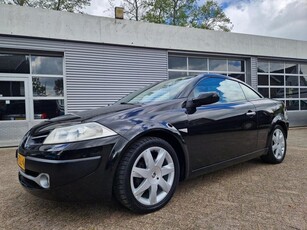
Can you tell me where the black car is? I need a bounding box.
[17,74,289,213]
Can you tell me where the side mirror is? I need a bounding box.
[186,92,220,108]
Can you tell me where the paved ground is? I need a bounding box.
[0,128,306,230]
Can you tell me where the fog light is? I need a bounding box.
[38,174,50,189]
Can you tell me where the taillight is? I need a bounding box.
[41,113,48,119]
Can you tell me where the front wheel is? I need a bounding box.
[261,125,287,164]
[114,137,180,213]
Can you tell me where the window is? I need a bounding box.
[0,53,65,120]
[0,54,29,73]
[168,55,246,81]
[285,63,298,74]
[169,71,188,79]
[301,100,307,110]
[258,61,269,73]
[270,75,284,86]
[258,75,269,85]
[258,60,307,110]
[300,88,307,98]
[0,81,25,97]
[270,88,284,98]
[32,77,63,97]
[228,73,245,82]
[286,76,298,86]
[33,100,64,119]
[0,100,26,121]
[31,56,63,75]
[228,60,245,72]
[0,79,26,121]
[168,56,187,70]
[189,57,207,71]
[301,76,307,86]
[270,62,284,74]
[240,84,261,100]
[121,77,194,104]
[192,78,246,103]
[31,55,64,119]
[209,59,227,71]
[258,88,269,98]
[300,64,307,74]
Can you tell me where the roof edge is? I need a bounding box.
[1,4,307,60]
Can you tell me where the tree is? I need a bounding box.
[1,0,36,6]
[36,0,91,13]
[189,0,233,32]
[143,0,196,26]
[32,77,46,96]
[143,0,232,32]
[2,0,90,13]
[54,79,63,96]
[141,0,168,24]
[11,0,30,5]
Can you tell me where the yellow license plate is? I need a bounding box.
[17,154,25,171]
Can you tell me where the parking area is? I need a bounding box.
[0,128,306,229]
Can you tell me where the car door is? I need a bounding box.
[185,77,258,171]
[239,83,277,150]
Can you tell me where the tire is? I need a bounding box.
[261,125,287,164]
[114,136,180,213]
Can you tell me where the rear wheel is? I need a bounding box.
[114,137,180,213]
[261,125,287,164]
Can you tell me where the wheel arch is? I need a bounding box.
[112,128,189,182]
[271,115,289,138]
[261,120,288,164]
[139,130,188,181]
[275,120,288,138]
[265,119,289,149]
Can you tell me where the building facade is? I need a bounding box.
[0,4,307,147]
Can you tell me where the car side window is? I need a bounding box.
[192,78,246,103]
[240,83,262,100]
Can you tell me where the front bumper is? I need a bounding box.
[17,135,126,201]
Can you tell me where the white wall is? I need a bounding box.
[1,4,307,60]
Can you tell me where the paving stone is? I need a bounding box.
[0,128,306,229]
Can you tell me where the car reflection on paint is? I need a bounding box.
[17,74,289,213]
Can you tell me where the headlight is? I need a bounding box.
[43,122,117,144]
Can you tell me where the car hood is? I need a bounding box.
[30,100,187,136]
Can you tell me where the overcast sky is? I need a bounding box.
[85,0,307,41]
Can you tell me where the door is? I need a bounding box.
[0,77,30,146]
[185,77,258,171]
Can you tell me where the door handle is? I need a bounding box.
[246,111,256,116]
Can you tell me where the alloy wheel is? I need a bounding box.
[271,128,285,160]
[130,146,175,206]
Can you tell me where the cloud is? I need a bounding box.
[84,0,121,17]
[223,0,307,41]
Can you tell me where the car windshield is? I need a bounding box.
[119,77,193,104]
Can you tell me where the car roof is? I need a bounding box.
[193,73,244,83]
[176,73,256,99]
